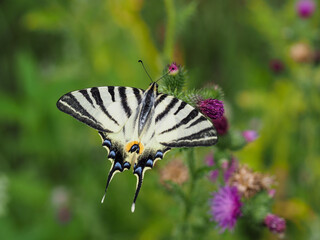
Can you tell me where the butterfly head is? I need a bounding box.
[148,82,159,93]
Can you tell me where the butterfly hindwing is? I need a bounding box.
[57,87,144,133]
[154,94,217,147]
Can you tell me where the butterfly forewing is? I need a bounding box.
[154,94,217,147]
[57,87,144,133]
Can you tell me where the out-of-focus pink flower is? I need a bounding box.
[205,153,215,166]
[242,130,258,143]
[209,170,219,182]
[212,116,229,136]
[210,186,242,232]
[168,62,179,75]
[290,42,312,62]
[296,0,316,18]
[268,189,276,198]
[269,59,284,73]
[198,99,224,120]
[224,158,239,183]
[264,213,286,234]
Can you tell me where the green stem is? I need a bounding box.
[178,149,197,240]
[164,0,176,61]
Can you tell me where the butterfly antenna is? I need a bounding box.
[138,60,153,83]
[155,70,170,83]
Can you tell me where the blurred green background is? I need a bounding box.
[1,0,320,239]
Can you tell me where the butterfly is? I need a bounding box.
[56,80,218,212]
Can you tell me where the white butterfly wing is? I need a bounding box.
[57,86,144,133]
[154,94,217,147]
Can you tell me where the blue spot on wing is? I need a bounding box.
[134,166,142,175]
[146,159,153,168]
[108,151,116,159]
[114,162,123,171]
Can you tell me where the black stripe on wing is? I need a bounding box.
[174,101,187,115]
[108,86,115,102]
[119,87,132,117]
[90,87,119,126]
[57,93,109,132]
[133,88,142,103]
[159,109,199,135]
[160,127,217,147]
[186,116,208,129]
[155,94,168,107]
[79,89,94,107]
[155,97,179,123]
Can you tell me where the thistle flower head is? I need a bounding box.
[210,186,242,232]
[168,62,179,75]
[264,213,286,234]
[209,170,219,182]
[205,153,215,166]
[268,189,276,198]
[159,159,189,187]
[212,116,229,136]
[242,130,258,143]
[228,165,276,199]
[223,157,239,183]
[296,0,316,18]
[198,99,224,120]
[290,42,312,63]
[269,59,284,73]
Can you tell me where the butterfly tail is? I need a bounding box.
[101,151,131,203]
[131,169,143,213]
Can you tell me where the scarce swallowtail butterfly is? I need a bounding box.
[56,70,218,212]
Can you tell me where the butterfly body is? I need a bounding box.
[57,82,217,211]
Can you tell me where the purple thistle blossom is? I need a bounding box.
[242,130,258,143]
[168,62,179,75]
[198,99,224,120]
[212,116,229,136]
[205,153,219,182]
[268,189,276,198]
[264,213,286,234]
[210,186,242,232]
[205,153,215,166]
[269,59,284,73]
[296,0,316,18]
[209,170,219,182]
[224,158,239,183]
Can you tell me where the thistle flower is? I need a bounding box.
[290,42,312,63]
[242,130,258,143]
[296,0,315,18]
[268,189,276,198]
[205,153,215,166]
[209,170,219,182]
[223,158,239,183]
[228,165,276,198]
[159,159,189,187]
[269,59,284,73]
[198,99,224,120]
[210,186,242,232]
[168,62,179,75]
[264,213,286,234]
[212,116,229,136]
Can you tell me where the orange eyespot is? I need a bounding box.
[125,141,144,154]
